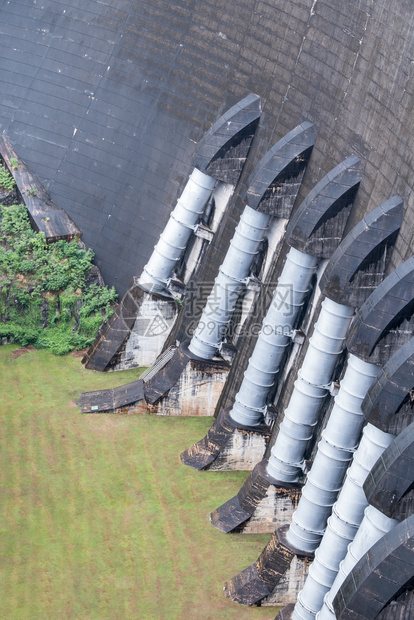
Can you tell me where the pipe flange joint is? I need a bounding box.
[170,212,198,231]
[219,266,250,285]
[297,370,337,392]
[235,397,267,415]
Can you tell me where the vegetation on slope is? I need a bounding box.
[0,345,276,619]
[0,203,117,354]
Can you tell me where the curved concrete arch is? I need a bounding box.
[332,515,414,620]
[194,93,261,184]
[320,196,403,306]
[286,155,361,259]
[362,337,414,431]
[347,258,414,365]
[2,1,414,299]
[243,121,315,217]
[363,420,414,519]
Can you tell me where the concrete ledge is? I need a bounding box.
[320,196,403,308]
[210,460,302,533]
[363,420,414,520]
[286,155,360,259]
[362,337,414,432]
[78,379,145,413]
[347,257,414,365]
[244,121,314,218]
[224,525,312,606]
[333,516,414,620]
[180,407,271,471]
[0,134,81,242]
[145,344,230,416]
[83,282,177,371]
[194,93,261,185]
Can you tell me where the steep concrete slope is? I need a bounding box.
[0,0,413,295]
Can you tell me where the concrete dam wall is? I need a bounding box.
[0,0,414,295]
[2,1,414,618]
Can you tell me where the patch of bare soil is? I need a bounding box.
[71,348,88,358]
[11,345,36,359]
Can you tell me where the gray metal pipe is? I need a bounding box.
[188,206,270,359]
[338,505,399,581]
[287,356,380,553]
[139,167,216,292]
[230,247,318,426]
[266,298,354,483]
[293,423,395,620]
[317,505,399,620]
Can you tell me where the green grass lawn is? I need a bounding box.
[0,345,277,620]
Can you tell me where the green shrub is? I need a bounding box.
[0,166,16,192]
[0,203,118,354]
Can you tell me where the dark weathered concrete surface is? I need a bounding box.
[362,337,414,433]
[78,378,145,413]
[224,524,312,606]
[244,121,314,217]
[210,459,302,533]
[320,196,403,307]
[180,406,271,470]
[3,2,414,614]
[347,257,414,365]
[1,0,414,295]
[333,516,414,620]
[286,155,360,258]
[364,420,414,520]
